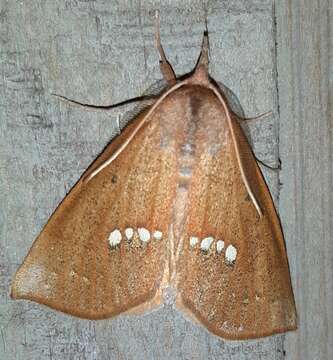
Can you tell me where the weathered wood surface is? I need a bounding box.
[277,1,332,359]
[0,0,330,359]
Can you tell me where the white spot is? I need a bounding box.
[125,227,134,240]
[138,227,150,242]
[108,229,122,247]
[225,244,237,263]
[200,237,214,252]
[190,236,199,247]
[153,230,163,240]
[216,240,225,254]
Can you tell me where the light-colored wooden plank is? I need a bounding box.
[276,0,332,359]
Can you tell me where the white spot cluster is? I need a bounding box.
[108,227,163,248]
[189,235,238,264]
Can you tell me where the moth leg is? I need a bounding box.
[155,10,176,85]
[256,157,281,171]
[240,111,273,122]
[52,93,157,112]
[242,112,280,170]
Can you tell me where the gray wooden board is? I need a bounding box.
[277,0,333,359]
[0,0,330,359]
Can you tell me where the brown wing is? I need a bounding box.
[11,108,178,319]
[175,89,297,339]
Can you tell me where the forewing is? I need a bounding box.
[12,109,177,319]
[176,102,297,339]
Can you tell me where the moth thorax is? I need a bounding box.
[177,143,196,189]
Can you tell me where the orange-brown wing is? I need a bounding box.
[176,96,297,339]
[11,108,178,319]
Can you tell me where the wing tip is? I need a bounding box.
[10,284,20,300]
[10,268,28,300]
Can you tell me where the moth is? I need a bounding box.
[11,15,297,340]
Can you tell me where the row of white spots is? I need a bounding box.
[189,236,238,263]
[108,228,163,247]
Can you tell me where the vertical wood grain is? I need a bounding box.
[276,0,332,359]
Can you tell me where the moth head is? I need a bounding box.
[156,11,210,87]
